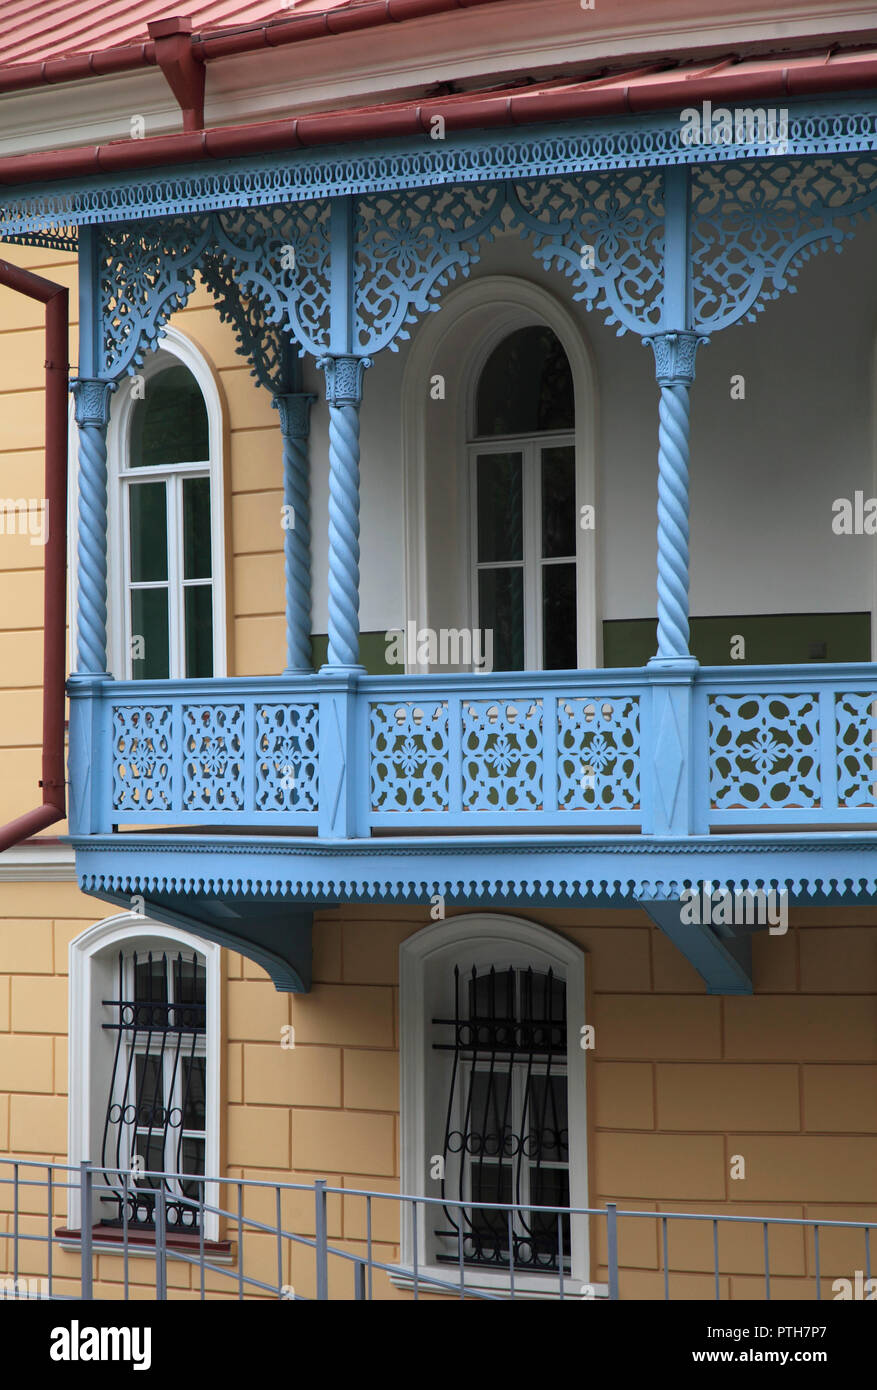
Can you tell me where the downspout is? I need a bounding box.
[0,261,68,852]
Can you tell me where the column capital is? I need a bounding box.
[71,377,116,428]
[273,392,316,439]
[317,354,372,407]
[644,331,709,387]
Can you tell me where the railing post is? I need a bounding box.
[155,1185,167,1301]
[67,677,111,835]
[317,674,367,838]
[314,1179,329,1300]
[607,1202,619,1301]
[645,661,698,836]
[80,1161,94,1300]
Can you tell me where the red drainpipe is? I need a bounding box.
[0,261,68,852]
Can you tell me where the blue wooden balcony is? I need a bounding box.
[68,662,877,840]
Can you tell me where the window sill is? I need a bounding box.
[389,1266,608,1300]
[54,1228,234,1264]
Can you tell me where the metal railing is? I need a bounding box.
[1,1157,875,1300]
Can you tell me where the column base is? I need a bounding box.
[647,654,699,672]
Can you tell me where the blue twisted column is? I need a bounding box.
[645,332,707,663]
[273,392,316,674]
[317,355,371,669]
[72,378,115,675]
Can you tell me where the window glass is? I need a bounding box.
[542,564,577,670]
[184,585,213,678]
[130,589,170,679]
[476,326,574,437]
[472,329,577,671]
[478,568,524,672]
[541,446,576,559]
[477,454,523,563]
[129,482,168,583]
[183,476,211,580]
[129,364,209,468]
[122,353,218,678]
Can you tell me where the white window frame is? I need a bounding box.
[401,276,600,675]
[469,429,577,670]
[398,913,595,1300]
[67,913,221,1242]
[68,326,227,680]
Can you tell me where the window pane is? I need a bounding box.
[129,364,209,468]
[130,588,170,679]
[173,954,206,1008]
[134,1054,165,1129]
[542,563,577,670]
[469,1071,512,1157]
[476,327,574,437]
[133,1133,166,1189]
[478,568,524,672]
[185,584,214,678]
[468,968,515,1021]
[477,453,522,563]
[180,1138,206,1198]
[519,969,566,1026]
[527,1076,569,1163]
[182,1057,206,1131]
[529,1166,570,1256]
[541,446,576,558]
[134,954,168,1005]
[129,482,167,582]
[470,1163,512,1239]
[183,476,212,580]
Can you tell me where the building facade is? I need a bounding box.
[1,0,877,1300]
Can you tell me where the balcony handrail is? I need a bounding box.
[1,1157,875,1301]
[67,660,877,839]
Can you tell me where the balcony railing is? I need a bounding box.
[1,1157,874,1301]
[67,663,877,839]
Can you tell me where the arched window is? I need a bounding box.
[68,915,221,1242]
[471,326,577,672]
[399,914,591,1297]
[103,330,226,679]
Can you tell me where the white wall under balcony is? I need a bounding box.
[305,212,877,649]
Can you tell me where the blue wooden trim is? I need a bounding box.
[8,96,877,236]
[69,664,877,836]
[69,832,877,906]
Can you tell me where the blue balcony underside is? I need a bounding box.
[71,829,877,996]
[67,662,877,995]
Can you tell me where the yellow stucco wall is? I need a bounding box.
[0,247,288,832]
[2,886,877,1298]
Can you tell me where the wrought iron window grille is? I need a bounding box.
[432,964,570,1274]
[101,949,207,1233]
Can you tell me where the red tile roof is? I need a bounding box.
[0,0,350,66]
